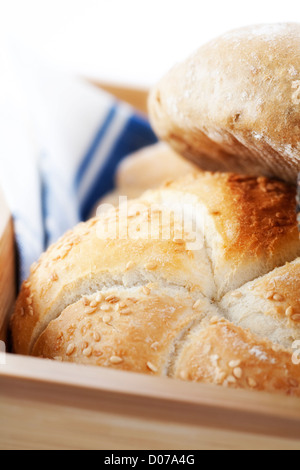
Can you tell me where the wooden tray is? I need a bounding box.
[1,87,300,450]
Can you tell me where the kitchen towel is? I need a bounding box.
[0,51,157,283]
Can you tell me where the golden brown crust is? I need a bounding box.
[173,317,300,397]
[11,197,215,355]
[149,23,300,182]
[156,172,298,261]
[143,172,300,296]
[10,171,300,397]
[220,258,300,349]
[32,288,217,374]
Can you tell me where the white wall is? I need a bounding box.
[1,0,299,88]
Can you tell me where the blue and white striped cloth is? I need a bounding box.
[0,54,157,284]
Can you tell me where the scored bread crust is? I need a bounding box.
[143,172,300,296]
[32,288,217,373]
[173,317,300,396]
[11,171,300,396]
[149,23,300,183]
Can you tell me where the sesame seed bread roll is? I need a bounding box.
[149,23,300,183]
[11,171,300,396]
[32,288,218,373]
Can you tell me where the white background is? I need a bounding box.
[1,0,300,90]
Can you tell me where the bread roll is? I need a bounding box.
[149,23,300,183]
[116,142,196,190]
[11,171,300,396]
[90,143,195,216]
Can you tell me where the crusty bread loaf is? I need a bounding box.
[11,171,300,396]
[149,23,300,183]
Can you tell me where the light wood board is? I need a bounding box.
[1,355,300,450]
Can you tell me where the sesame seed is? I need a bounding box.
[227,375,237,384]
[126,261,134,271]
[93,332,101,342]
[50,272,58,282]
[291,314,300,322]
[100,304,111,312]
[119,301,128,309]
[273,294,284,302]
[81,341,89,350]
[265,291,275,300]
[81,326,87,336]
[247,377,257,388]
[27,297,33,306]
[93,350,103,358]
[145,262,157,271]
[151,342,159,350]
[229,360,241,368]
[85,306,97,315]
[173,238,185,245]
[95,293,103,303]
[179,370,188,380]
[24,281,31,289]
[142,286,151,295]
[20,307,25,317]
[119,308,131,315]
[286,306,294,317]
[66,344,75,356]
[103,314,111,323]
[233,367,243,379]
[215,371,226,384]
[83,347,92,357]
[89,300,98,308]
[82,297,90,306]
[230,291,243,299]
[28,307,34,316]
[147,361,158,373]
[105,295,119,304]
[210,316,219,324]
[110,356,123,364]
[193,299,201,310]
